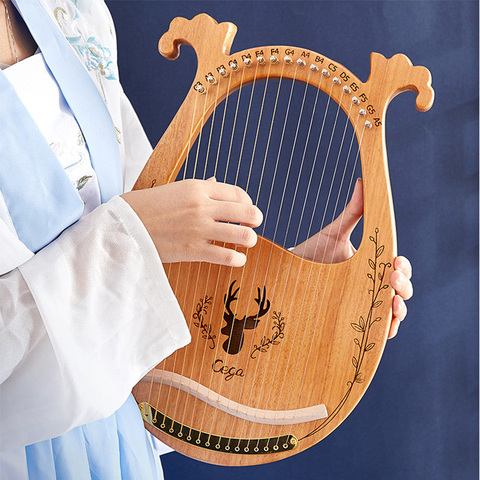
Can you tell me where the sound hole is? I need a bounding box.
[178,78,363,260]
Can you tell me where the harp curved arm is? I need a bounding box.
[159,13,237,61]
[366,52,434,113]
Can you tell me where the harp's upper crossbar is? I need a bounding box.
[134,14,433,191]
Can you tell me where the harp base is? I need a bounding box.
[139,402,298,455]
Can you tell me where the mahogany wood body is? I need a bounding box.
[132,14,434,466]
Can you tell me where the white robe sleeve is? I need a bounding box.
[0,192,34,274]
[0,196,190,452]
[119,89,154,193]
[1,0,190,455]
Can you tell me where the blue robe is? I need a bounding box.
[0,0,170,477]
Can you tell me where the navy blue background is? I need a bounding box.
[106,1,478,479]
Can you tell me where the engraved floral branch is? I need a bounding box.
[349,228,391,385]
[302,228,391,440]
[250,310,286,359]
[192,295,216,349]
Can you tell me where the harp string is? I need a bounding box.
[289,117,367,420]
[236,74,333,445]
[220,64,288,442]
[245,84,351,447]
[277,76,327,251]
[272,120,367,445]
[158,66,363,441]
[188,70,239,430]
[202,72,357,443]
[213,62,286,445]
[191,65,266,442]
[263,103,363,446]
[223,63,309,444]
[186,69,246,441]
[201,63,261,444]
[169,87,214,428]
[177,76,231,437]
[171,71,235,434]
[150,90,204,426]
[228,64,305,445]
[231,68,319,445]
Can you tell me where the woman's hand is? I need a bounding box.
[291,178,413,339]
[122,178,263,267]
[388,256,412,338]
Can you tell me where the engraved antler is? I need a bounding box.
[244,286,271,329]
[158,13,237,65]
[366,52,435,112]
[223,280,240,322]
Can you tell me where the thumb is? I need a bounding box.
[322,178,364,241]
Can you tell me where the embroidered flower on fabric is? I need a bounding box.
[51,1,117,82]
[76,175,92,191]
[73,37,116,80]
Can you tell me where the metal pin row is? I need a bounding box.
[195,55,373,129]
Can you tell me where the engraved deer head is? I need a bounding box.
[221,281,271,355]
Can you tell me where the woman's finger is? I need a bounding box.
[212,201,263,227]
[206,180,254,205]
[320,178,363,242]
[394,256,412,280]
[200,243,247,267]
[208,222,258,248]
[390,269,413,300]
[392,294,407,322]
[387,317,401,339]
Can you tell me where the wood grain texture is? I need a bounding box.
[132,14,434,466]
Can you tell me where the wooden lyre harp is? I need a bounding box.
[132,14,434,466]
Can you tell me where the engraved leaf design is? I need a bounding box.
[373,300,383,308]
[376,245,385,258]
[359,316,366,329]
[368,259,376,269]
[352,356,358,368]
[351,322,364,333]
[365,342,375,351]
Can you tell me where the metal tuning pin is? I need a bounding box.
[333,77,341,85]
[256,56,266,65]
[270,55,279,64]
[322,68,330,77]
[297,58,306,68]
[359,108,366,116]
[284,55,293,65]
[218,67,228,78]
[310,64,319,72]
[206,74,217,85]
[352,96,360,105]
[194,82,207,94]
[243,57,253,67]
[229,60,239,71]
[365,120,373,129]
[343,85,351,94]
